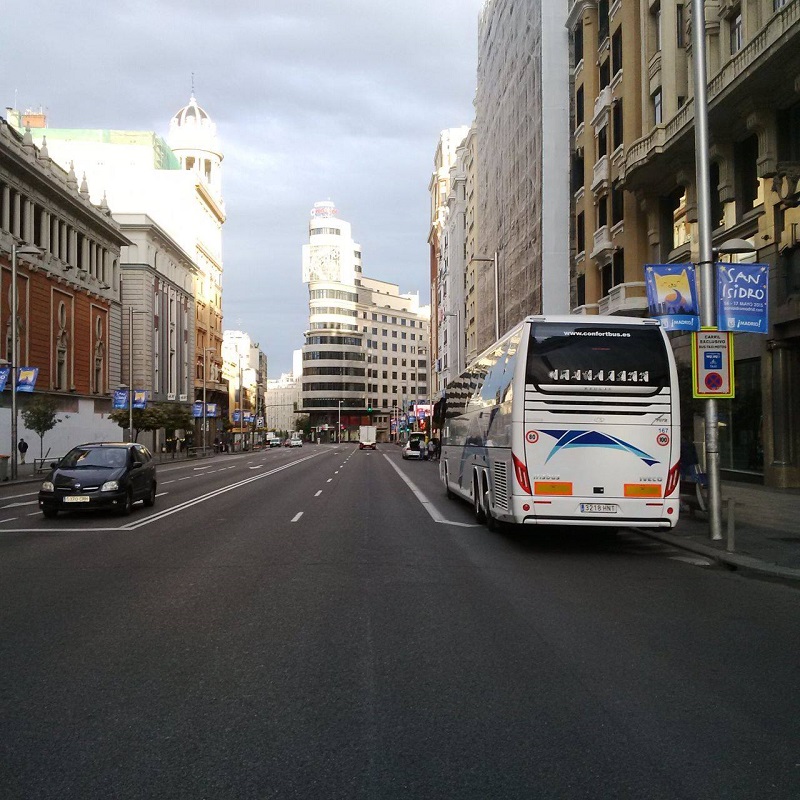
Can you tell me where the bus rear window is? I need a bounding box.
[526,322,670,389]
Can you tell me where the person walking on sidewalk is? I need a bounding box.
[17,438,28,465]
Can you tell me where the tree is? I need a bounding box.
[21,395,61,460]
[108,405,164,442]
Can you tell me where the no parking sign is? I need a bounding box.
[692,330,734,398]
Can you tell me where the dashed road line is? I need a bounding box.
[327,479,332,483]
[155,492,169,498]
[0,517,19,524]
[291,512,303,523]
[315,490,322,497]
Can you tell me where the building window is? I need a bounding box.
[730,11,743,54]
[573,23,584,65]
[653,88,663,125]
[612,99,623,149]
[652,3,662,52]
[676,5,685,48]
[599,58,610,89]
[611,182,624,225]
[612,248,624,286]
[597,196,608,229]
[576,273,586,307]
[598,0,609,42]
[598,126,608,159]
[611,28,622,76]
[577,211,585,253]
[576,85,584,128]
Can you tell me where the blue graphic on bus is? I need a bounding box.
[541,430,660,466]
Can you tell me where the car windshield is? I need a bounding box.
[60,447,128,469]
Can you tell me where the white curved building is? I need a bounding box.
[299,202,366,436]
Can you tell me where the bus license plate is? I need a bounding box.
[580,503,617,514]
[64,495,90,503]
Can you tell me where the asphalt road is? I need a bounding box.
[0,445,797,799]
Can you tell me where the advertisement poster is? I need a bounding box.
[193,401,205,418]
[644,264,700,330]
[113,388,128,409]
[16,367,39,392]
[206,403,218,417]
[133,390,147,409]
[717,263,769,334]
[0,366,9,392]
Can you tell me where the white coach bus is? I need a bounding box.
[439,316,681,529]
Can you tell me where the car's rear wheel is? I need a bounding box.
[42,507,58,519]
[143,482,156,507]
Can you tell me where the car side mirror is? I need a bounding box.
[50,461,57,469]
[131,461,143,470]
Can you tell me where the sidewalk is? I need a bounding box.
[643,481,800,583]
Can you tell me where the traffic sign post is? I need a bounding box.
[692,330,734,399]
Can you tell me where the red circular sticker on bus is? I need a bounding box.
[656,433,670,446]
[526,430,539,444]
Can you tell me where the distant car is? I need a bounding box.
[402,440,423,460]
[283,439,291,447]
[38,442,157,518]
[269,438,282,448]
[290,437,303,447]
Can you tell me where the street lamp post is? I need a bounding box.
[10,243,42,480]
[202,347,215,456]
[337,399,343,444]
[126,307,146,443]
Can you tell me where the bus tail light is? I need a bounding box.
[665,461,681,497]
[512,452,532,495]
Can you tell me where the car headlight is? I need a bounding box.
[41,481,55,493]
[100,480,120,492]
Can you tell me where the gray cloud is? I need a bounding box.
[4,0,482,374]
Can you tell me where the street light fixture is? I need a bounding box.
[10,243,42,480]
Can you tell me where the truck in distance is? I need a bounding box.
[359,425,377,450]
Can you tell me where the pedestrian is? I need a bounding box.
[428,438,436,461]
[17,438,28,464]
[420,437,428,460]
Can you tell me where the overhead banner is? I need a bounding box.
[206,403,218,417]
[717,263,769,334]
[16,367,39,392]
[113,388,128,409]
[0,366,9,392]
[132,390,147,410]
[644,264,700,331]
[193,401,204,418]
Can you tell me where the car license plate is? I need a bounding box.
[580,503,617,514]
[64,495,90,503]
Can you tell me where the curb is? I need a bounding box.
[637,527,800,583]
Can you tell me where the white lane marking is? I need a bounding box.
[0,491,38,500]
[178,476,193,481]
[315,490,322,497]
[249,465,264,470]
[193,465,211,471]
[334,471,339,474]
[1,501,38,509]
[27,511,41,517]
[118,453,324,531]
[155,492,169,498]
[327,479,332,483]
[0,517,19,523]
[161,480,175,485]
[291,512,303,523]
[382,455,480,528]
[669,555,713,567]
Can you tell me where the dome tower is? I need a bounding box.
[168,94,223,202]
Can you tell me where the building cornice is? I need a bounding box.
[195,181,226,224]
[566,0,596,31]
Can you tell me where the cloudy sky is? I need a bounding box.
[4,0,484,375]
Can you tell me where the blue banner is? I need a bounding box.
[644,264,700,331]
[232,411,241,423]
[113,388,128,409]
[717,263,769,334]
[0,366,9,392]
[193,401,204,418]
[16,367,39,392]
[132,390,147,410]
[206,403,218,417]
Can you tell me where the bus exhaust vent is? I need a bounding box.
[492,461,509,511]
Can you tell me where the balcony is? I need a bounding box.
[591,85,612,129]
[597,282,648,315]
[590,225,614,262]
[571,304,600,316]
[591,155,611,195]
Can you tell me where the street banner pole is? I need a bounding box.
[693,0,723,540]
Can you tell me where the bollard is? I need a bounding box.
[726,498,735,553]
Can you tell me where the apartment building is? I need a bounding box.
[567,0,800,488]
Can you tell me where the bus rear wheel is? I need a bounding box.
[484,488,498,531]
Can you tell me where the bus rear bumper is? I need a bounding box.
[510,495,679,529]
